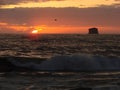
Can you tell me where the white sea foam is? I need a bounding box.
[9,54,120,71]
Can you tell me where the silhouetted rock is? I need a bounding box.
[88,28,99,34]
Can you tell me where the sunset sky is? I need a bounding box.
[0,0,120,34]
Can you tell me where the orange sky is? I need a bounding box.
[0,0,120,34]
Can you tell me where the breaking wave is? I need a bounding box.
[8,54,120,72]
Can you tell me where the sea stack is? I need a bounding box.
[88,27,99,34]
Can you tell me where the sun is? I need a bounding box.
[32,30,38,34]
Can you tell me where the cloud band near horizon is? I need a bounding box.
[0,0,120,9]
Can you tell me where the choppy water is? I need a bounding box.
[0,34,119,58]
[1,71,120,90]
[0,34,120,90]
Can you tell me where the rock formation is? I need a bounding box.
[88,27,99,34]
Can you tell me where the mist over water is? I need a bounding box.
[8,54,120,71]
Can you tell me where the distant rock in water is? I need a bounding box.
[88,27,99,34]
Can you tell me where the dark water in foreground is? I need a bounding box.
[0,34,120,90]
[1,71,120,90]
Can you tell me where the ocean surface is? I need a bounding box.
[0,34,120,90]
[0,34,119,57]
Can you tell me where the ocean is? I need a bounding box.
[0,34,120,90]
[0,34,119,57]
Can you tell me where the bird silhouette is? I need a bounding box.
[54,19,57,21]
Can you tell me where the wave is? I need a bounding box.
[5,54,120,72]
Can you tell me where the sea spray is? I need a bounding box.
[8,54,120,71]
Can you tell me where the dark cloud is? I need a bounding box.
[98,3,120,8]
[114,0,120,1]
[0,0,28,5]
[0,0,64,5]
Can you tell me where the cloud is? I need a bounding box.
[0,0,65,5]
[98,3,120,8]
[0,22,29,33]
[114,0,120,1]
[0,22,8,25]
[1,0,120,9]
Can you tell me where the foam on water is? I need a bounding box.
[9,54,120,71]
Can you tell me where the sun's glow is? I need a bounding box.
[32,30,38,34]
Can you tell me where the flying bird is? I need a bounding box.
[54,19,57,21]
